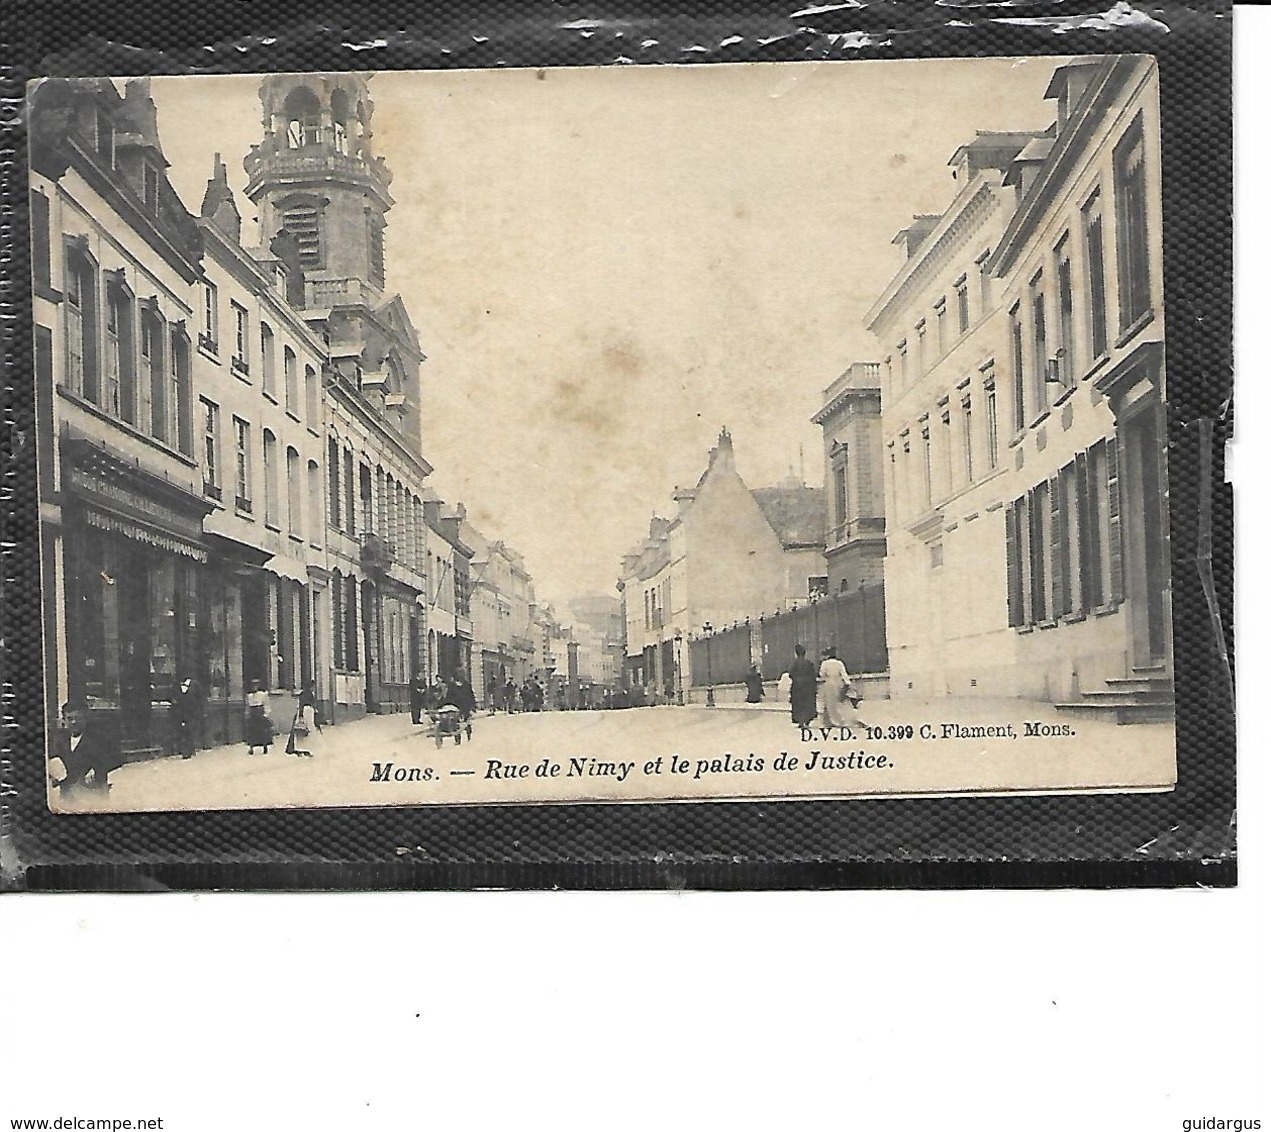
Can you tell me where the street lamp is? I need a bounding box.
[703,621,715,708]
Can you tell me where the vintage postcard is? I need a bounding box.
[27,56,1176,814]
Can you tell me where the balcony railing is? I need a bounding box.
[359,530,395,570]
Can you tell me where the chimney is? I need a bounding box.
[199,153,241,243]
[711,426,736,473]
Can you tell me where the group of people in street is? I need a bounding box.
[409,671,478,728]
[723,646,867,727]
[785,644,863,728]
[245,679,323,758]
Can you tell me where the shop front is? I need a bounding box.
[62,438,212,759]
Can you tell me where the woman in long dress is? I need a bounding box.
[819,647,863,728]
[286,681,322,757]
[245,680,273,755]
[788,643,819,727]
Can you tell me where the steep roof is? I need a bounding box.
[750,485,826,549]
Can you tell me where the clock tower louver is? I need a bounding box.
[244,74,425,450]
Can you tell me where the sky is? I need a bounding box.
[147,57,1065,607]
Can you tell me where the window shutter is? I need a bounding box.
[1050,474,1065,617]
[1075,452,1091,613]
[1006,501,1021,628]
[1107,435,1124,604]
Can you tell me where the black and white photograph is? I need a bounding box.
[29,54,1175,812]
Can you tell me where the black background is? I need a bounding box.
[0,0,1235,890]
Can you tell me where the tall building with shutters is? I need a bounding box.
[866,56,1171,720]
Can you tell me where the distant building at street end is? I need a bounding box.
[617,428,825,702]
[811,361,887,597]
[865,55,1170,720]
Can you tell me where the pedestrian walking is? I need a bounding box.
[286,680,323,757]
[818,646,863,728]
[172,673,204,759]
[504,678,518,714]
[788,643,818,727]
[442,670,477,739]
[245,680,274,755]
[744,664,765,704]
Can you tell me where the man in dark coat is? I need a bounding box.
[409,672,429,725]
[172,674,204,758]
[788,643,818,727]
[49,700,120,798]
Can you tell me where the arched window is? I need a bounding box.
[64,250,97,402]
[260,323,275,397]
[140,306,166,441]
[304,364,318,425]
[331,89,350,155]
[283,87,322,149]
[308,459,321,547]
[286,446,302,538]
[170,329,192,455]
[103,275,134,420]
[284,345,298,415]
[262,429,278,528]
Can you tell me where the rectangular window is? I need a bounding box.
[985,374,999,470]
[934,299,947,355]
[976,249,992,311]
[199,281,217,354]
[940,407,952,500]
[961,394,973,483]
[915,321,926,374]
[343,448,356,537]
[145,315,166,441]
[201,399,221,498]
[833,461,848,534]
[234,417,251,512]
[329,437,342,528]
[104,289,122,416]
[1009,305,1025,434]
[955,276,970,334]
[1115,120,1151,329]
[921,424,932,508]
[1029,274,1047,415]
[1055,234,1075,391]
[898,340,908,385]
[1083,190,1108,358]
[231,302,249,373]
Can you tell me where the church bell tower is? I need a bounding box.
[244,74,392,301]
[243,74,425,449]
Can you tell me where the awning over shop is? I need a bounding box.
[84,507,206,562]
